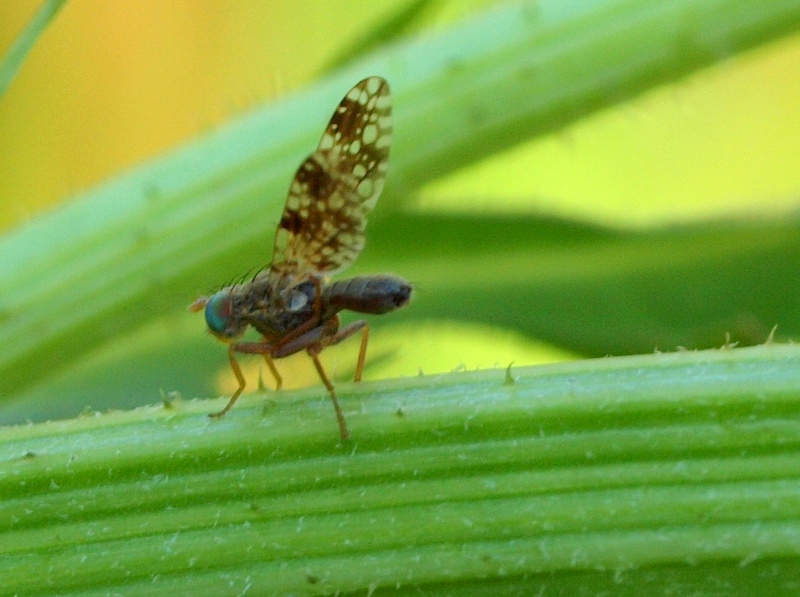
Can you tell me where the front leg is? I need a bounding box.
[209,341,281,418]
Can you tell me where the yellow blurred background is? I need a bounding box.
[0,1,405,228]
[2,1,800,231]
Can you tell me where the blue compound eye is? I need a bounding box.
[205,291,233,336]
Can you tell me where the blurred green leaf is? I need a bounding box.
[321,0,443,73]
[8,209,798,425]
[362,211,800,354]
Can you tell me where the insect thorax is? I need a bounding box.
[234,276,318,340]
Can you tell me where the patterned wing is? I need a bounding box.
[269,77,392,285]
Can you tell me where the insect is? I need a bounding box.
[190,77,411,441]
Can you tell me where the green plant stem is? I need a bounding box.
[2,345,800,594]
[0,0,68,97]
[2,0,800,398]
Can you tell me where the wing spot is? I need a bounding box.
[362,124,378,144]
[357,179,375,198]
[319,134,335,150]
[376,134,392,149]
[329,195,345,211]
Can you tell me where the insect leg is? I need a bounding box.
[210,341,276,418]
[355,324,369,383]
[316,319,370,383]
[272,324,328,359]
[263,353,283,391]
[209,343,248,419]
[308,351,350,442]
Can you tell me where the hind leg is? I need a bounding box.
[307,350,349,441]
[305,320,365,441]
[318,320,369,382]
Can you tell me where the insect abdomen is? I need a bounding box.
[324,275,412,315]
